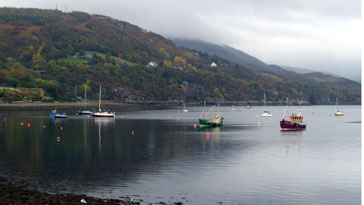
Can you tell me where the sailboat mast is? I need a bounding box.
[263,93,266,107]
[298,98,302,115]
[200,100,207,119]
[84,84,87,108]
[282,98,288,119]
[99,85,101,111]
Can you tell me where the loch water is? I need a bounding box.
[0,105,360,204]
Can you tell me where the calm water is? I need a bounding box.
[0,105,360,204]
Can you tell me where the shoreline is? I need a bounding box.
[0,101,360,111]
[0,101,179,111]
[0,176,135,204]
[0,175,187,204]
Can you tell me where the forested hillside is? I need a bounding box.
[0,8,360,104]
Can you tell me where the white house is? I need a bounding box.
[211,62,217,67]
[148,61,157,67]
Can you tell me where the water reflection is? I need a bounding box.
[94,118,115,151]
[0,106,360,204]
[280,131,303,158]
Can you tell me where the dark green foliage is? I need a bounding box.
[69,11,91,22]
[0,7,360,104]
[0,7,62,25]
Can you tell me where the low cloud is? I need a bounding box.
[1,0,361,81]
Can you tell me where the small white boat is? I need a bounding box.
[261,110,272,117]
[91,110,115,118]
[78,84,92,115]
[183,101,188,112]
[91,85,115,118]
[54,113,67,118]
[79,109,93,115]
[261,93,272,117]
[231,105,237,111]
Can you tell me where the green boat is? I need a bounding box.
[199,101,224,127]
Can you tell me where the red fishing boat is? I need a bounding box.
[280,99,306,131]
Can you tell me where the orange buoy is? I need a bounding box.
[20,122,24,126]
[206,133,210,139]
[27,123,31,128]
[60,126,63,131]
[43,125,46,128]
[194,124,197,128]
[57,137,60,142]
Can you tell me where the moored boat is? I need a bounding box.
[78,84,92,115]
[54,113,67,118]
[91,110,114,117]
[334,97,344,116]
[199,101,223,127]
[261,110,272,117]
[280,99,306,131]
[280,115,306,131]
[50,109,57,117]
[91,85,115,118]
[261,93,272,117]
[183,101,188,112]
[79,109,93,115]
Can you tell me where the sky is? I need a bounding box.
[0,0,362,82]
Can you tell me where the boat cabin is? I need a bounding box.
[289,114,303,123]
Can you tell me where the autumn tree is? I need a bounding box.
[31,43,47,70]
[163,60,173,69]
[173,56,187,67]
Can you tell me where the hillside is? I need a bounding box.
[173,39,361,104]
[0,8,360,104]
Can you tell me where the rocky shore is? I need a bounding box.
[0,176,136,204]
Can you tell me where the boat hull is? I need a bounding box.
[91,112,115,118]
[78,111,93,115]
[199,119,223,127]
[280,120,306,131]
[261,113,272,117]
[334,112,344,116]
[54,114,67,118]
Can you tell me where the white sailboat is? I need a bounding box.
[261,93,272,117]
[183,100,188,112]
[91,85,115,118]
[334,97,344,116]
[78,84,92,115]
[231,104,237,111]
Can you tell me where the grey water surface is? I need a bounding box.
[0,105,360,204]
